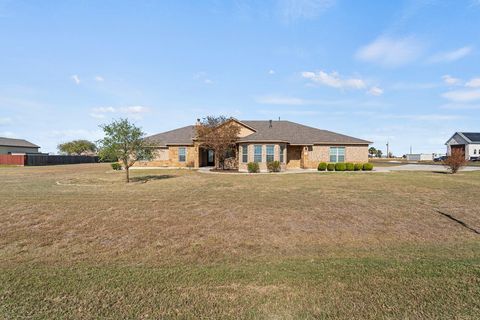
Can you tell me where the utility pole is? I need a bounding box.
[386,141,389,158]
[410,145,412,154]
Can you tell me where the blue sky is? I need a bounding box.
[1,0,480,155]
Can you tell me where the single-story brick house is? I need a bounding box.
[136,119,372,171]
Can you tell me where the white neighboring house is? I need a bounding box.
[445,132,480,160]
[406,153,434,161]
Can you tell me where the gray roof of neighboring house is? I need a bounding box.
[460,132,480,143]
[0,137,40,148]
[144,120,371,146]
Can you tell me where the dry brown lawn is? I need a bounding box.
[1,164,479,319]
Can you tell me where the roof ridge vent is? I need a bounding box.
[269,119,272,128]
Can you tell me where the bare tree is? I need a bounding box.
[443,149,467,174]
[195,116,241,170]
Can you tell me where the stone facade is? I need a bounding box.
[134,145,197,168]
[302,145,369,168]
[238,143,287,172]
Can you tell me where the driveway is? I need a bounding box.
[375,164,480,173]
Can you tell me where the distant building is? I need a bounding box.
[406,153,434,161]
[0,137,40,155]
[445,132,480,160]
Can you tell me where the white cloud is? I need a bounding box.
[71,74,81,85]
[367,86,384,96]
[440,103,480,110]
[94,75,104,82]
[278,0,336,22]
[442,75,461,86]
[428,46,472,63]
[380,114,461,121]
[301,70,367,89]
[466,77,480,88]
[0,131,15,138]
[441,89,480,102]
[256,95,307,105]
[119,106,149,114]
[268,69,275,75]
[355,36,424,67]
[193,72,213,85]
[92,106,116,113]
[0,117,12,125]
[89,105,150,120]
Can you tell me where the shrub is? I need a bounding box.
[111,162,122,170]
[443,149,467,174]
[345,163,354,171]
[327,163,335,171]
[362,163,374,171]
[335,163,346,171]
[267,161,281,172]
[354,163,363,171]
[247,162,260,173]
[318,162,327,171]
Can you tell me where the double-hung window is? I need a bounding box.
[178,147,186,162]
[329,147,345,163]
[266,145,274,162]
[242,145,248,163]
[254,145,262,163]
[280,145,285,163]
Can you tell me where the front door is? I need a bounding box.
[207,150,215,166]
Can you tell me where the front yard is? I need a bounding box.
[1,164,479,319]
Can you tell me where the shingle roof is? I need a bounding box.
[144,125,196,147]
[0,137,40,148]
[144,120,371,146]
[238,120,371,145]
[461,132,480,143]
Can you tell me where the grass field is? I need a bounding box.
[1,164,479,319]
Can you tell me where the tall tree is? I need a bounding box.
[58,140,97,155]
[195,116,241,170]
[368,147,377,157]
[376,149,383,158]
[97,118,153,182]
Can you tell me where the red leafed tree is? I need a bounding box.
[195,116,241,170]
[443,149,467,174]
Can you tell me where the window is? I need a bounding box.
[330,147,345,163]
[280,145,285,163]
[242,145,248,163]
[475,149,477,155]
[254,145,262,163]
[178,147,186,162]
[266,145,274,162]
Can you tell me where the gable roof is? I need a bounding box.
[144,125,196,147]
[0,137,40,148]
[446,132,480,144]
[461,132,480,143]
[238,120,371,145]
[144,120,372,146]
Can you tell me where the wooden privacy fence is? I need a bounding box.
[0,155,26,165]
[25,155,99,166]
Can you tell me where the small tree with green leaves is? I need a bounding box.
[58,140,97,155]
[97,118,153,183]
[368,147,377,157]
